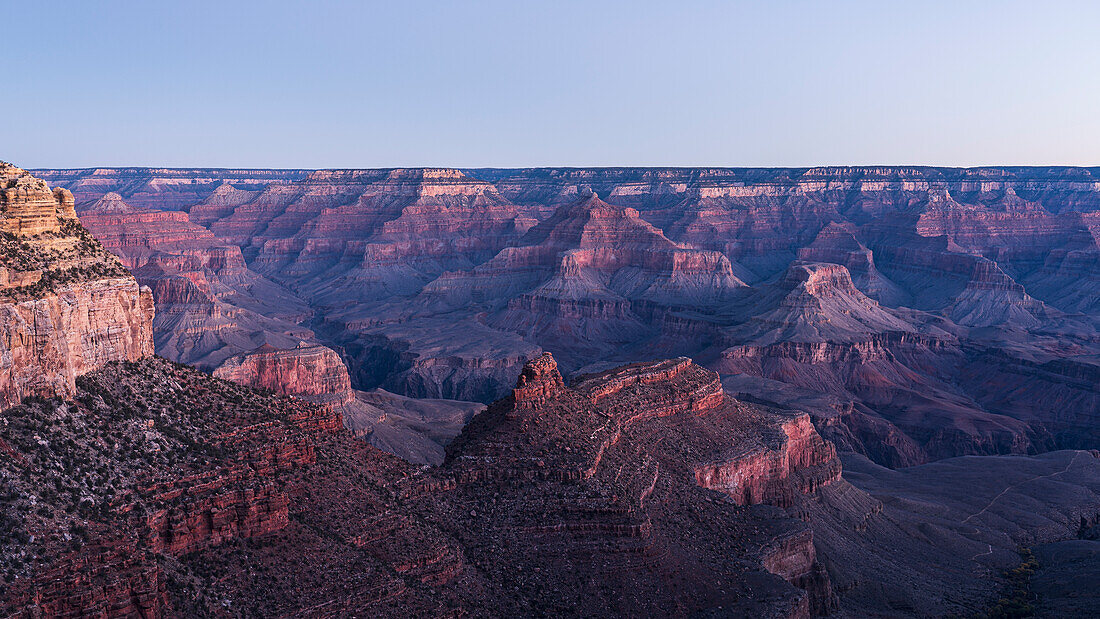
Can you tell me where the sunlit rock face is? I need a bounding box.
[0,165,153,409]
[38,165,1100,466]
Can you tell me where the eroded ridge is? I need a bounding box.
[419,353,842,615]
[2,352,846,617]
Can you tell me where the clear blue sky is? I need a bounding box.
[6,1,1100,168]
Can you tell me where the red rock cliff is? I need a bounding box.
[0,164,154,409]
[212,340,354,403]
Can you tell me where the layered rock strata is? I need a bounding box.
[0,164,153,409]
[34,165,1100,467]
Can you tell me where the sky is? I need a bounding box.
[5,0,1100,169]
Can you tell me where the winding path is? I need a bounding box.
[965,451,1085,564]
[962,450,1084,526]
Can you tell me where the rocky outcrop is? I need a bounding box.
[3,541,166,619]
[436,354,842,614]
[760,528,839,616]
[694,413,841,507]
[798,222,908,306]
[210,340,487,466]
[0,165,154,409]
[710,260,1073,465]
[722,262,919,347]
[1,164,76,235]
[511,351,564,410]
[212,341,353,402]
[186,182,258,227]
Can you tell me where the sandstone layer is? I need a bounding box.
[0,164,153,409]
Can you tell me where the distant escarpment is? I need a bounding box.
[36,165,1100,467]
[0,164,153,409]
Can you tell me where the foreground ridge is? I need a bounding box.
[1,353,846,617]
[3,352,1099,617]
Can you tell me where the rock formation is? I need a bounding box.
[32,165,1100,468]
[0,164,153,408]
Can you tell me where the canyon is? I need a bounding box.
[2,164,1099,616]
[34,165,1100,468]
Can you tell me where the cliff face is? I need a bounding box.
[694,413,841,507]
[0,277,154,409]
[0,165,153,409]
[212,341,353,402]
